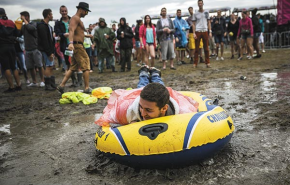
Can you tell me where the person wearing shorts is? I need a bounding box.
[20,11,45,87]
[0,8,22,93]
[237,11,254,60]
[257,13,265,53]
[156,7,176,70]
[57,2,92,94]
[38,9,56,90]
[134,20,143,66]
[187,7,204,64]
[212,10,226,61]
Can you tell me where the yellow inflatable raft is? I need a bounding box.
[95,91,234,168]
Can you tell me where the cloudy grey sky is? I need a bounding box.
[1,0,276,27]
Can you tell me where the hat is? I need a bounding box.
[99,18,106,23]
[76,2,91,12]
[0,8,6,15]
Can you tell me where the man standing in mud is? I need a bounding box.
[57,2,92,94]
[38,9,55,91]
[192,0,212,68]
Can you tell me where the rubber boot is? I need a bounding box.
[70,72,78,87]
[50,76,57,89]
[44,77,54,91]
[111,65,117,72]
[76,72,83,86]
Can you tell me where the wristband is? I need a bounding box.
[209,30,212,33]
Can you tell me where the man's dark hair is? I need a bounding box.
[20,11,30,18]
[112,23,116,26]
[42,9,52,18]
[140,83,170,109]
[188,7,193,10]
[252,8,258,16]
[177,9,181,13]
[60,5,66,11]
[198,0,203,2]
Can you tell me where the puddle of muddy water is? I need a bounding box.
[260,72,278,102]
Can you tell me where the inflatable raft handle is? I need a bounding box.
[139,123,168,140]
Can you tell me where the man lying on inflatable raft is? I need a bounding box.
[95,65,234,168]
[96,65,199,126]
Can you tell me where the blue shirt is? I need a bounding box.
[62,21,69,44]
[146,28,154,43]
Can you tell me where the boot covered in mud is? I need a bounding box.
[76,72,83,86]
[111,65,117,72]
[70,72,78,87]
[50,76,57,89]
[44,77,55,91]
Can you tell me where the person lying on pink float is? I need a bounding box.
[95,65,199,127]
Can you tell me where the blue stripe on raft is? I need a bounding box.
[111,128,131,156]
[183,112,206,150]
[108,133,234,169]
[202,96,207,101]
[205,100,217,111]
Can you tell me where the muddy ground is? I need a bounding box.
[0,49,290,185]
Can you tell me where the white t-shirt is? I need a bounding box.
[192,10,210,31]
[161,18,169,27]
[91,26,99,37]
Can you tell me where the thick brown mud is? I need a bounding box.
[0,49,290,185]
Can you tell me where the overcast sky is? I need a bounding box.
[1,0,276,27]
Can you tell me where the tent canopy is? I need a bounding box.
[233,5,276,13]
[142,7,231,20]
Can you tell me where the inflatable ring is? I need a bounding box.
[95,91,234,168]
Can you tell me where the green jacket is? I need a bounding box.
[94,25,116,58]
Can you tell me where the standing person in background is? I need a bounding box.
[57,2,92,94]
[15,35,29,84]
[54,5,79,87]
[20,11,45,87]
[209,17,216,58]
[134,19,143,66]
[156,7,176,70]
[0,8,22,93]
[117,17,134,72]
[174,9,190,65]
[192,0,212,68]
[251,8,262,58]
[187,7,205,64]
[212,10,226,61]
[228,13,240,59]
[84,29,93,72]
[237,11,254,60]
[94,18,117,73]
[111,23,120,64]
[91,22,99,67]
[37,9,55,91]
[139,15,156,67]
[257,13,265,53]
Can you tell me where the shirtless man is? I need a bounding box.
[57,2,92,94]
